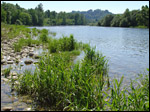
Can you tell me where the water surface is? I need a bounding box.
[33,26,149,80]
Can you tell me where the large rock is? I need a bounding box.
[7,60,14,64]
[10,72,17,76]
[8,76,18,80]
[16,52,21,55]
[1,60,6,64]
[24,60,33,64]
[14,81,19,85]
[22,53,27,57]
[29,52,34,57]
[34,54,40,59]
[1,78,9,82]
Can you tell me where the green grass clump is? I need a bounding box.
[3,66,12,78]
[39,33,49,43]
[102,69,149,111]
[13,37,41,52]
[32,28,38,36]
[38,29,49,43]
[14,46,109,110]
[48,34,83,53]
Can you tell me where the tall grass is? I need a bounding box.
[103,69,149,111]
[47,34,87,53]
[13,45,149,111]
[13,46,109,110]
[38,29,49,43]
[13,46,149,111]
[32,28,38,37]
[2,66,12,78]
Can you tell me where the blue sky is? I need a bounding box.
[1,1,149,14]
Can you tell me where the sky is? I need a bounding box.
[1,1,149,14]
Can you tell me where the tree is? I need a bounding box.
[130,10,139,27]
[74,13,80,25]
[35,3,44,26]
[6,11,11,24]
[1,7,7,23]
[28,9,38,26]
[100,14,114,26]
[110,14,121,27]
[15,19,22,25]
[62,15,66,25]
[19,12,32,25]
[51,11,57,19]
[45,10,51,18]
[119,18,128,27]
[136,5,149,27]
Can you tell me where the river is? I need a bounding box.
[33,26,149,80]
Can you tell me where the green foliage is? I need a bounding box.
[7,11,12,24]
[103,69,149,111]
[10,29,149,110]
[48,34,79,53]
[15,19,23,25]
[136,5,149,28]
[32,28,38,36]
[1,7,7,23]
[1,2,87,26]
[14,46,109,110]
[100,15,114,26]
[13,37,41,52]
[39,29,49,42]
[3,66,12,78]
[19,12,32,25]
[72,9,112,24]
[110,14,121,27]
[98,5,149,28]
[1,23,32,39]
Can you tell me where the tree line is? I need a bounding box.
[71,9,112,24]
[1,2,87,26]
[98,5,149,28]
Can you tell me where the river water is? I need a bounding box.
[34,26,149,80]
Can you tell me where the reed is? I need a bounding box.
[13,46,109,110]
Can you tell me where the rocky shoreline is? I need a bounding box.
[1,34,43,111]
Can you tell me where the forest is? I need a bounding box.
[98,5,149,28]
[71,9,112,24]
[1,2,149,28]
[1,2,87,26]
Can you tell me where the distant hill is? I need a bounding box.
[71,9,113,24]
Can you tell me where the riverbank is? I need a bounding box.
[1,23,149,111]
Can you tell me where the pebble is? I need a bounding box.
[29,52,34,57]
[1,60,6,64]
[34,54,40,59]
[10,72,17,76]
[7,61,14,64]
[24,60,33,64]
[1,78,9,82]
